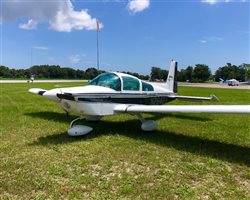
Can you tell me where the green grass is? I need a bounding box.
[0,78,87,80]
[0,82,249,199]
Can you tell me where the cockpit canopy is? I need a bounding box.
[88,73,154,92]
[88,73,121,91]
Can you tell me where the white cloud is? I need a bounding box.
[127,0,150,13]
[1,0,102,32]
[206,36,223,41]
[33,46,49,50]
[198,36,223,43]
[201,0,246,4]
[198,40,208,44]
[69,54,86,64]
[202,0,218,4]
[237,30,250,34]
[19,19,38,30]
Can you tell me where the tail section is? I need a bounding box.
[166,60,178,93]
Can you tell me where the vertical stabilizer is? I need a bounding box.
[166,60,178,93]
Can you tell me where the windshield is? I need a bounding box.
[88,73,121,91]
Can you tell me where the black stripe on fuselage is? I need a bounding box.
[57,93,75,101]
[38,91,46,95]
[57,93,175,105]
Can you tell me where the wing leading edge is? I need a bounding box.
[114,105,250,114]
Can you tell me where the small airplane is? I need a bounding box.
[219,78,228,84]
[219,78,249,86]
[219,78,239,86]
[29,60,250,136]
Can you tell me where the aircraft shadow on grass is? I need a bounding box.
[26,111,250,166]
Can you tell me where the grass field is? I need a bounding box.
[0,82,249,199]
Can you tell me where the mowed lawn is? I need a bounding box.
[0,82,249,199]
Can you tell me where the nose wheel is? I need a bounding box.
[67,117,93,136]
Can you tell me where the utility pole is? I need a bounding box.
[96,19,100,70]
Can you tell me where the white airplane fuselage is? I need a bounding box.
[44,83,174,117]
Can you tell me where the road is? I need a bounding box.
[0,80,88,83]
[1,79,249,90]
[151,82,250,90]
[178,82,250,90]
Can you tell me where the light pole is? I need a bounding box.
[96,20,100,70]
[30,47,34,67]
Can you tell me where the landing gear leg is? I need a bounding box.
[136,114,157,132]
[67,117,93,136]
[69,117,84,128]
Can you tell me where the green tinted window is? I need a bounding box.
[122,76,140,91]
[88,73,121,91]
[142,82,154,91]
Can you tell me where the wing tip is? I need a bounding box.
[29,88,47,95]
[210,95,219,101]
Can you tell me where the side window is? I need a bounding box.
[122,76,140,91]
[142,82,154,91]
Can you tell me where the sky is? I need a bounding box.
[0,0,249,75]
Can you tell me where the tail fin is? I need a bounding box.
[166,60,178,93]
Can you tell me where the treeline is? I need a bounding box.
[150,63,249,82]
[214,63,249,82]
[178,64,211,82]
[120,71,150,80]
[150,64,212,82]
[177,63,249,82]
[0,65,97,79]
[0,63,249,82]
[0,65,149,80]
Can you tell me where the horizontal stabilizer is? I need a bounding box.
[29,88,47,95]
[114,105,250,114]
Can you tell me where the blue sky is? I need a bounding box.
[0,0,249,74]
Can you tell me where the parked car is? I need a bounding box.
[228,79,239,86]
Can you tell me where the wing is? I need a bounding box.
[114,104,250,114]
[29,88,47,95]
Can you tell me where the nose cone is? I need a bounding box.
[43,88,61,102]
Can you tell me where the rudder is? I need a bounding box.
[166,60,178,93]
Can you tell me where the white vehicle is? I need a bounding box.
[29,60,250,136]
[227,79,239,86]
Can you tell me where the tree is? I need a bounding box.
[150,67,168,81]
[185,66,193,82]
[177,66,193,82]
[85,68,99,80]
[160,69,168,81]
[150,67,161,80]
[192,64,211,82]
[0,66,10,77]
[76,69,85,79]
[177,69,185,82]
